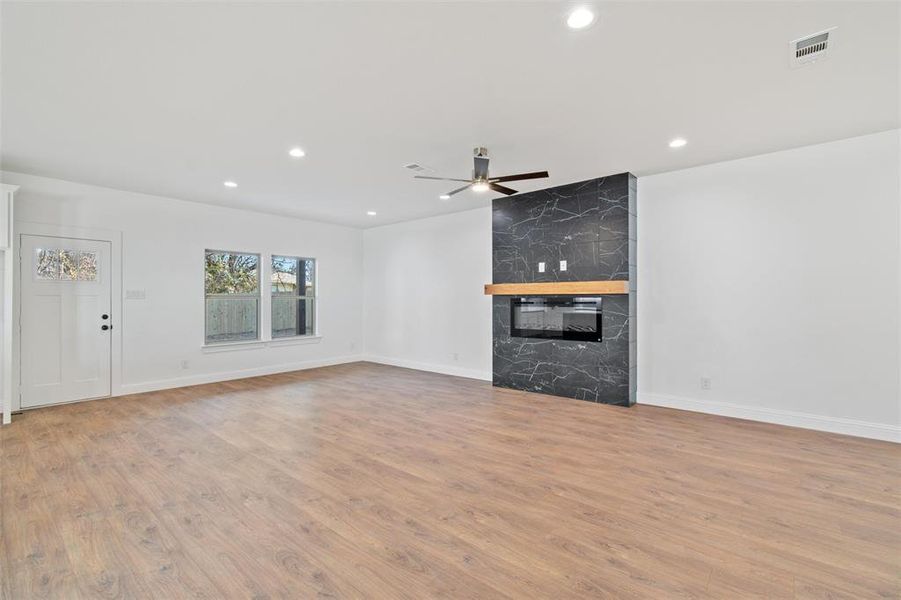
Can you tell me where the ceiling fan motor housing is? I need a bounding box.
[473,147,490,180]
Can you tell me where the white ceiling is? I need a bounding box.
[1,1,898,228]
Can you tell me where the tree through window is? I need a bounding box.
[204,251,260,343]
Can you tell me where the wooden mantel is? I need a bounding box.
[483,280,629,296]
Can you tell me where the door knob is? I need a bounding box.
[101,324,110,331]
[101,314,109,320]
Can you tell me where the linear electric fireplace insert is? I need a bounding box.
[510,296,603,342]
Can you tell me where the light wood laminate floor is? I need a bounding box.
[2,362,899,599]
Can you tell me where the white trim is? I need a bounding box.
[1,186,16,424]
[1,244,10,424]
[268,334,322,347]
[201,339,267,353]
[362,354,492,382]
[119,354,362,395]
[638,392,900,443]
[13,221,124,413]
[201,335,322,353]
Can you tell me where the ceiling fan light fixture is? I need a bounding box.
[413,147,548,198]
[566,7,596,30]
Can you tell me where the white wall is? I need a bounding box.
[3,170,363,404]
[359,131,900,441]
[638,129,900,441]
[4,130,899,441]
[363,207,492,380]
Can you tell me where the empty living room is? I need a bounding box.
[1,1,899,598]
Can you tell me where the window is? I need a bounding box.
[34,248,98,281]
[271,255,315,338]
[204,250,260,344]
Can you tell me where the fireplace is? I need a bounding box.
[491,173,635,405]
[510,296,603,342]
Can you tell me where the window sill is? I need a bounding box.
[202,335,322,353]
[268,335,322,347]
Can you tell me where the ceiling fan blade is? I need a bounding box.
[414,175,472,182]
[445,184,473,197]
[489,183,518,196]
[489,171,549,183]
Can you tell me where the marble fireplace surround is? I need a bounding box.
[490,173,637,406]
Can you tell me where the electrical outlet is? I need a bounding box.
[453,353,459,361]
[560,260,567,271]
[700,377,712,390]
[181,360,190,370]
[538,262,545,273]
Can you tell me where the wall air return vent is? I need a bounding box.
[789,28,835,68]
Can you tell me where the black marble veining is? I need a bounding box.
[492,173,637,406]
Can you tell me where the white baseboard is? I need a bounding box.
[639,392,900,443]
[362,355,492,382]
[111,361,899,443]
[117,354,364,396]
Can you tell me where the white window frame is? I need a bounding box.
[270,255,317,340]
[203,249,262,346]
[201,250,321,352]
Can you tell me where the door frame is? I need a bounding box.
[14,222,122,412]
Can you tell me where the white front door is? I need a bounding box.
[20,235,112,408]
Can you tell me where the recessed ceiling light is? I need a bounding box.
[471,181,490,192]
[288,147,305,158]
[566,7,595,29]
[223,181,238,188]
[366,211,377,216]
[668,138,688,148]
[439,194,451,200]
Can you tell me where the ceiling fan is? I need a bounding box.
[414,147,549,198]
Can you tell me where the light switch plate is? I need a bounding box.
[538,262,545,273]
[560,260,567,271]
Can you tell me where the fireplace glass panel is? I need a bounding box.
[510,297,602,342]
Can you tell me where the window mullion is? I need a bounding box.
[260,253,272,342]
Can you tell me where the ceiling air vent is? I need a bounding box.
[789,28,835,68]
